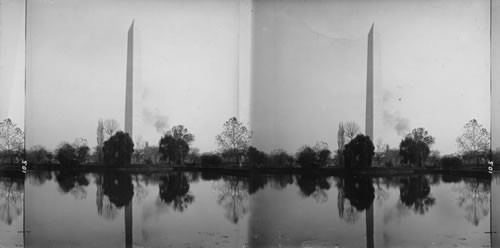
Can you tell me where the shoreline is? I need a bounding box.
[5,163,490,178]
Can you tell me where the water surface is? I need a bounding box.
[24,171,493,248]
[0,174,24,248]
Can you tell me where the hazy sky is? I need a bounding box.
[493,0,500,151]
[251,0,490,154]
[23,0,491,155]
[26,0,241,152]
[0,0,25,126]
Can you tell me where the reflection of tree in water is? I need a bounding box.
[95,172,134,220]
[133,174,149,204]
[295,174,331,203]
[247,175,267,194]
[268,174,294,190]
[399,176,435,215]
[240,174,295,198]
[247,174,294,195]
[374,178,390,207]
[200,172,222,182]
[337,191,359,224]
[28,170,53,186]
[102,172,134,208]
[55,170,89,200]
[215,177,249,224]
[336,176,374,224]
[343,176,374,210]
[427,174,441,186]
[0,177,23,225]
[455,178,490,226]
[158,173,194,212]
[187,172,201,184]
[95,174,118,220]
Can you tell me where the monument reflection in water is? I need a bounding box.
[22,170,494,248]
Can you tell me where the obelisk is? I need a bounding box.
[125,21,134,137]
[366,23,374,139]
[124,20,134,248]
[365,23,375,248]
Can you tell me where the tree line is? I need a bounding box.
[0,117,493,169]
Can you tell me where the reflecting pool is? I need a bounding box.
[0,173,24,248]
[24,171,494,248]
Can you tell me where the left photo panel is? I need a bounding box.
[0,0,26,247]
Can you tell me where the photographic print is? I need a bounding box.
[0,0,496,247]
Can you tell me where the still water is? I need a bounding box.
[20,171,495,248]
[0,174,23,248]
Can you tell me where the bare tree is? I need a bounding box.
[215,117,252,163]
[456,119,490,165]
[133,135,144,164]
[73,138,88,149]
[134,135,143,149]
[374,137,386,167]
[0,119,24,164]
[215,178,249,224]
[344,121,360,141]
[160,125,195,165]
[103,119,120,136]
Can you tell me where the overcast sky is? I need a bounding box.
[17,0,492,155]
[26,0,241,152]
[252,0,490,154]
[493,0,500,151]
[0,0,25,127]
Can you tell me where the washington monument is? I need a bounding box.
[125,20,134,137]
[365,23,376,248]
[366,23,374,138]
[124,20,134,248]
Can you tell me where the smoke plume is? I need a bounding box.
[383,111,410,136]
[143,108,169,134]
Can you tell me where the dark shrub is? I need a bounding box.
[318,149,331,166]
[56,143,79,166]
[76,145,90,164]
[296,145,331,169]
[297,146,319,169]
[343,134,374,169]
[440,156,463,169]
[103,131,134,166]
[268,149,294,167]
[26,146,49,164]
[201,153,222,167]
[399,137,431,168]
[246,146,268,167]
